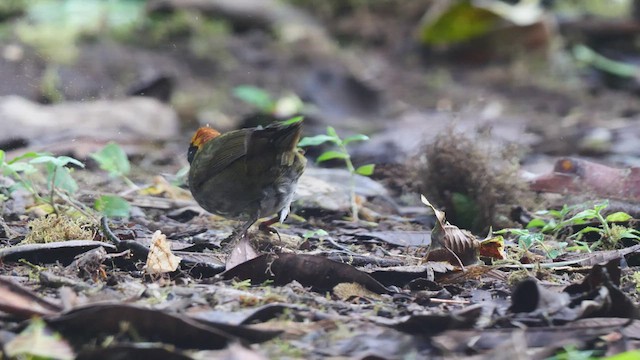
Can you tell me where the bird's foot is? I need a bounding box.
[258,217,282,242]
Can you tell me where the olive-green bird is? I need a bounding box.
[187,119,306,241]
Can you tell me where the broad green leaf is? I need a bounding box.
[316,150,348,163]
[518,232,544,250]
[355,164,375,176]
[233,85,274,112]
[343,134,369,146]
[90,142,130,177]
[606,212,633,223]
[47,163,78,194]
[8,151,48,164]
[95,195,131,218]
[567,209,597,224]
[604,350,640,360]
[31,155,84,168]
[7,162,36,174]
[576,226,603,235]
[593,202,609,213]
[540,219,558,233]
[280,116,304,126]
[619,230,640,240]
[55,156,84,168]
[326,126,338,138]
[419,1,499,46]
[298,134,337,147]
[172,166,190,186]
[302,229,329,239]
[526,218,547,229]
[29,155,57,165]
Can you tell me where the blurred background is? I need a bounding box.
[1,0,640,228]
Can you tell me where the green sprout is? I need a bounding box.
[497,201,640,260]
[298,126,374,221]
[89,142,133,218]
[233,85,304,118]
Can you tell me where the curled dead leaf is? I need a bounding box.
[145,231,182,274]
[421,195,480,267]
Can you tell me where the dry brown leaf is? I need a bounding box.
[421,195,480,267]
[145,231,182,274]
[226,237,259,270]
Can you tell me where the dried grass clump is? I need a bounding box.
[418,129,532,233]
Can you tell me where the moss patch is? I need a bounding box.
[23,215,94,244]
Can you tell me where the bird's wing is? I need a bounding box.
[189,129,249,188]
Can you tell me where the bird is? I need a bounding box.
[187,119,306,243]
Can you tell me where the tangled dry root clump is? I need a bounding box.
[418,129,532,233]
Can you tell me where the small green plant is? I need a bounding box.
[0,150,85,215]
[89,142,134,218]
[603,350,640,360]
[497,202,640,260]
[545,345,600,360]
[494,228,567,259]
[0,142,134,218]
[231,278,252,290]
[301,228,329,247]
[298,127,374,221]
[233,85,304,118]
[90,142,135,187]
[529,202,640,250]
[302,229,329,241]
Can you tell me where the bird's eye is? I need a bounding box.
[187,145,198,164]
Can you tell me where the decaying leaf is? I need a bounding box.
[0,277,62,318]
[139,175,193,200]
[145,230,181,274]
[478,235,506,260]
[510,259,639,324]
[5,318,75,360]
[222,253,390,294]
[333,282,382,301]
[226,236,259,270]
[421,195,481,266]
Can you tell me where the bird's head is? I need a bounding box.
[187,126,220,164]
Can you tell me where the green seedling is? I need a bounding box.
[298,127,374,221]
[499,202,640,260]
[89,142,135,218]
[495,227,567,260]
[302,229,329,241]
[231,278,252,290]
[90,142,135,188]
[1,151,85,215]
[233,85,304,118]
[529,202,640,250]
[94,194,130,218]
[545,344,600,360]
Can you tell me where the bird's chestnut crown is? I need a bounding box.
[187,126,220,164]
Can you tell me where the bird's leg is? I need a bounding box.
[258,216,282,242]
[221,218,257,246]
